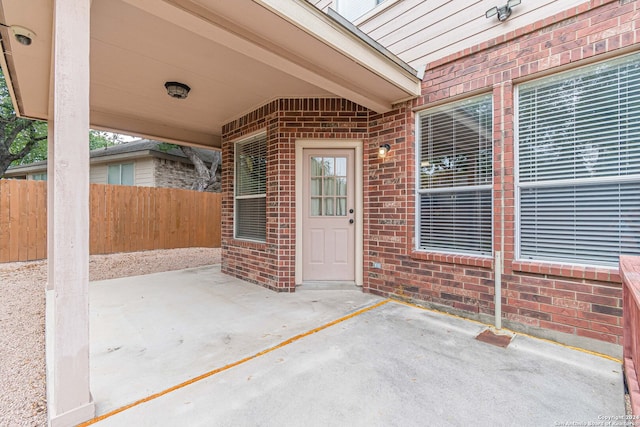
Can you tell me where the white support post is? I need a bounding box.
[46,0,94,425]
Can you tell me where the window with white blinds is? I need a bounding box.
[235,133,267,242]
[416,94,493,256]
[517,53,640,266]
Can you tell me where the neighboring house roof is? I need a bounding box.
[90,139,218,163]
[4,139,218,175]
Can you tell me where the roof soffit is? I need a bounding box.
[0,0,419,149]
[135,0,420,108]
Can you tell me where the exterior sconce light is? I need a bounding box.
[164,81,191,99]
[0,23,36,46]
[485,0,521,22]
[378,144,391,159]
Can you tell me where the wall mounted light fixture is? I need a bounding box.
[485,0,521,22]
[0,23,36,46]
[164,81,191,99]
[378,144,391,159]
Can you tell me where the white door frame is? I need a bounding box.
[295,139,363,286]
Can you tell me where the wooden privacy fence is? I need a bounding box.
[0,179,221,263]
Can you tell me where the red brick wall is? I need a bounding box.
[366,105,498,317]
[365,0,635,352]
[221,99,369,291]
[221,0,636,353]
[221,102,281,290]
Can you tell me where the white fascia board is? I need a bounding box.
[255,0,421,97]
[4,163,48,174]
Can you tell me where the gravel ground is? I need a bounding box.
[0,247,221,427]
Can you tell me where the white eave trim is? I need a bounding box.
[254,0,421,99]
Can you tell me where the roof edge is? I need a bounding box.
[325,7,417,77]
[254,0,421,99]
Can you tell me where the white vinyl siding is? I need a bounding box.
[516,53,640,266]
[354,0,586,69]
[307,0,332,12]
[235,134,267,242]
[108,163,134,186]
[134,158,155,187]
[90,164,108,184]
[416,94,493,256]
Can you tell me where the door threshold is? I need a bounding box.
[298,281,360,290]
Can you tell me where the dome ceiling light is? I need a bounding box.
[164,81,191,100]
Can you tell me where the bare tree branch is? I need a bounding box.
[179,145,221,192]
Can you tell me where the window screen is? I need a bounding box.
[235,134,267,242]
[517,53,640,266]
[416,94,493,256]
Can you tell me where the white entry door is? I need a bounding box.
[302,149,355,282]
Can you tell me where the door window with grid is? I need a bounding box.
[309,156,348,217]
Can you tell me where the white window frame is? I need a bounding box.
[514,53,640,267]
[336,0,385,21]
[415,94,494,257]
[234,132,267,242]
[107,163,134,186]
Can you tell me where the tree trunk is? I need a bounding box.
[179,145,221,192]
[0,123,44,178]
[0,155,12,178]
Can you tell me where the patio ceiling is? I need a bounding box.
[0,0,421,149]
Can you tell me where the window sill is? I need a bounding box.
[410,250,493,269]
[229,238,267,250]
[512,260,621,283]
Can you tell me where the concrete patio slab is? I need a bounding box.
[89,265,381,416]
[87,266,625,426]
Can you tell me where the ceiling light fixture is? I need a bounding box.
[0,23,36,46]
[164,81,191,100]
[485,0,521,22]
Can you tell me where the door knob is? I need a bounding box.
[349,209,354,214]
[349,219,354,224]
